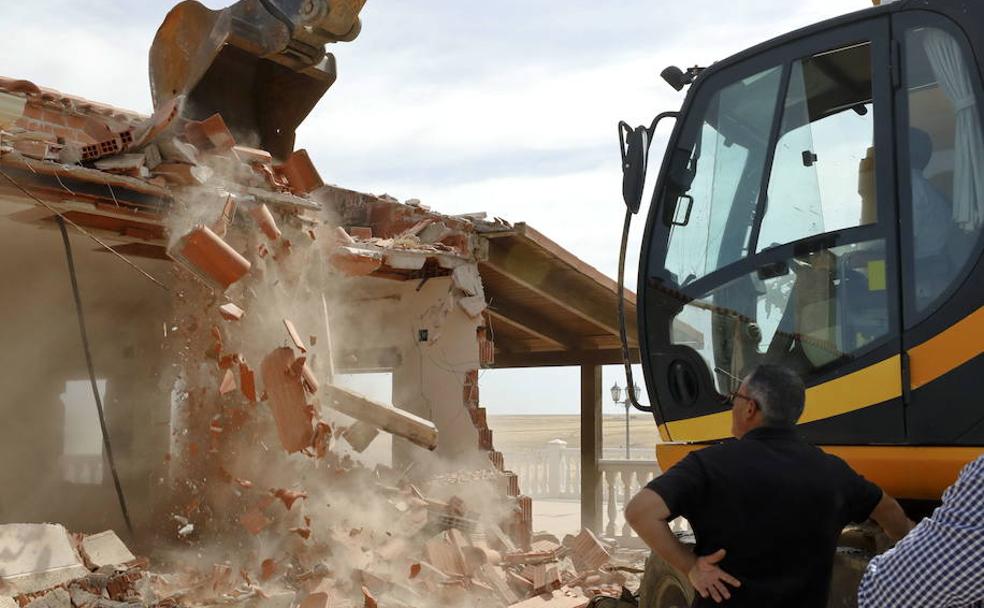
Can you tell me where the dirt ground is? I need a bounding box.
[488,415,663,452]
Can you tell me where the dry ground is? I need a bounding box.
[487,414,662,452]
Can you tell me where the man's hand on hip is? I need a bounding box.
[688,549,741,603]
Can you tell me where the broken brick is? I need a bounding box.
[349,226,372,240]
[153,162,213,186]
[260,347,314,453]
[271,488,308,511]
[249,204,281,241]
[283,319,307,353]
[240,362,257,402]
[184,113,236,153]
[260,558,277,581]
[239,507,271,535]
[329,246,383,277]
[233,145,273,166]
[170,225,251,289]
[274,148,324,195]
[219,368,236,395]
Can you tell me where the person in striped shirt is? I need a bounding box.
[858,455,984,607]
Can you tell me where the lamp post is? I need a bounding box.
[610,381,639,459]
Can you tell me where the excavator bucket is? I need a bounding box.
[148,0,365,160]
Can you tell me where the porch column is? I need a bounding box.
[580,364,602,532]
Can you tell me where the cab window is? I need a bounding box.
[902,25,984,316]
[757,42,876,253]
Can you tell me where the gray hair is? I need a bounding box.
[744,365,805,427]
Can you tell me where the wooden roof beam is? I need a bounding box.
[486,300,583,350]
[493,348,641,368]
[484,237,639,344]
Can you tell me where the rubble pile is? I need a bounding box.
[0,521,639,608]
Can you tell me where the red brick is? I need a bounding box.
[275,149,324,194]
[171,225,251,289]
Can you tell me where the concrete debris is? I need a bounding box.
[24,587,71,608]
[78,531,135,570]
[458,294,487,318]
[0,524,89,595]
[0,597,15,608]
[342,420,380,453]
[218,303,245,321]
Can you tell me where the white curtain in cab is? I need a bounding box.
[924,29,984,231]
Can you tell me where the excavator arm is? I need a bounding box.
[149,0,365,160]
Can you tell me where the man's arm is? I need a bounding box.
[625,488,740,603]
[868,491,914,542]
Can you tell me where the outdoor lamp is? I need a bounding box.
[610,382,622,403]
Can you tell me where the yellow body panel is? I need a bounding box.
[664,356,902,442]
[656,443,984,500]
[909,305,984,389]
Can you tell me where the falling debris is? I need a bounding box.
[170,225,251,289]
[260,347,315,453]
[218,302,245,321]
[323,385,439,451]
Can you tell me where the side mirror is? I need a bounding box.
[619,121,650,214]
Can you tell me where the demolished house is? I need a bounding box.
[0,1,644,606]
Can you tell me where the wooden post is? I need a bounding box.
[580,364,602,533]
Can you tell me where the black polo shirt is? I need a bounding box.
[646,426,882,608]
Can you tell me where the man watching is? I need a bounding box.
[625,364,913,606]
[857,454,984,607]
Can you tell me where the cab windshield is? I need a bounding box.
[654,41,888,390]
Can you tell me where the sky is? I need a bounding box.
[0,0,871,415]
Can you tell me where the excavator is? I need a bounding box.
[616,0,984,604]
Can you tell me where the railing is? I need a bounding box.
[599,459,662,547]
[61,454,104,485]
[501,439,686,548]
[502,441,656,500]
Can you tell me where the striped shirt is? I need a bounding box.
[858,455,984,608]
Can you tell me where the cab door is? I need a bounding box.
[893,11,984,444]
[639,17,906,444]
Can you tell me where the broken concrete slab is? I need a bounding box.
[342,420,380,453]
[79,531,135,571]
[0,524,89,595]
[458,295,487,318]
[24,587,71,608]
[261,347,314,453]
[323,385,438,451]
[0,597,15,608]
[452,264,483,297]
[94,154,145,175]
[158,137,198,164]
